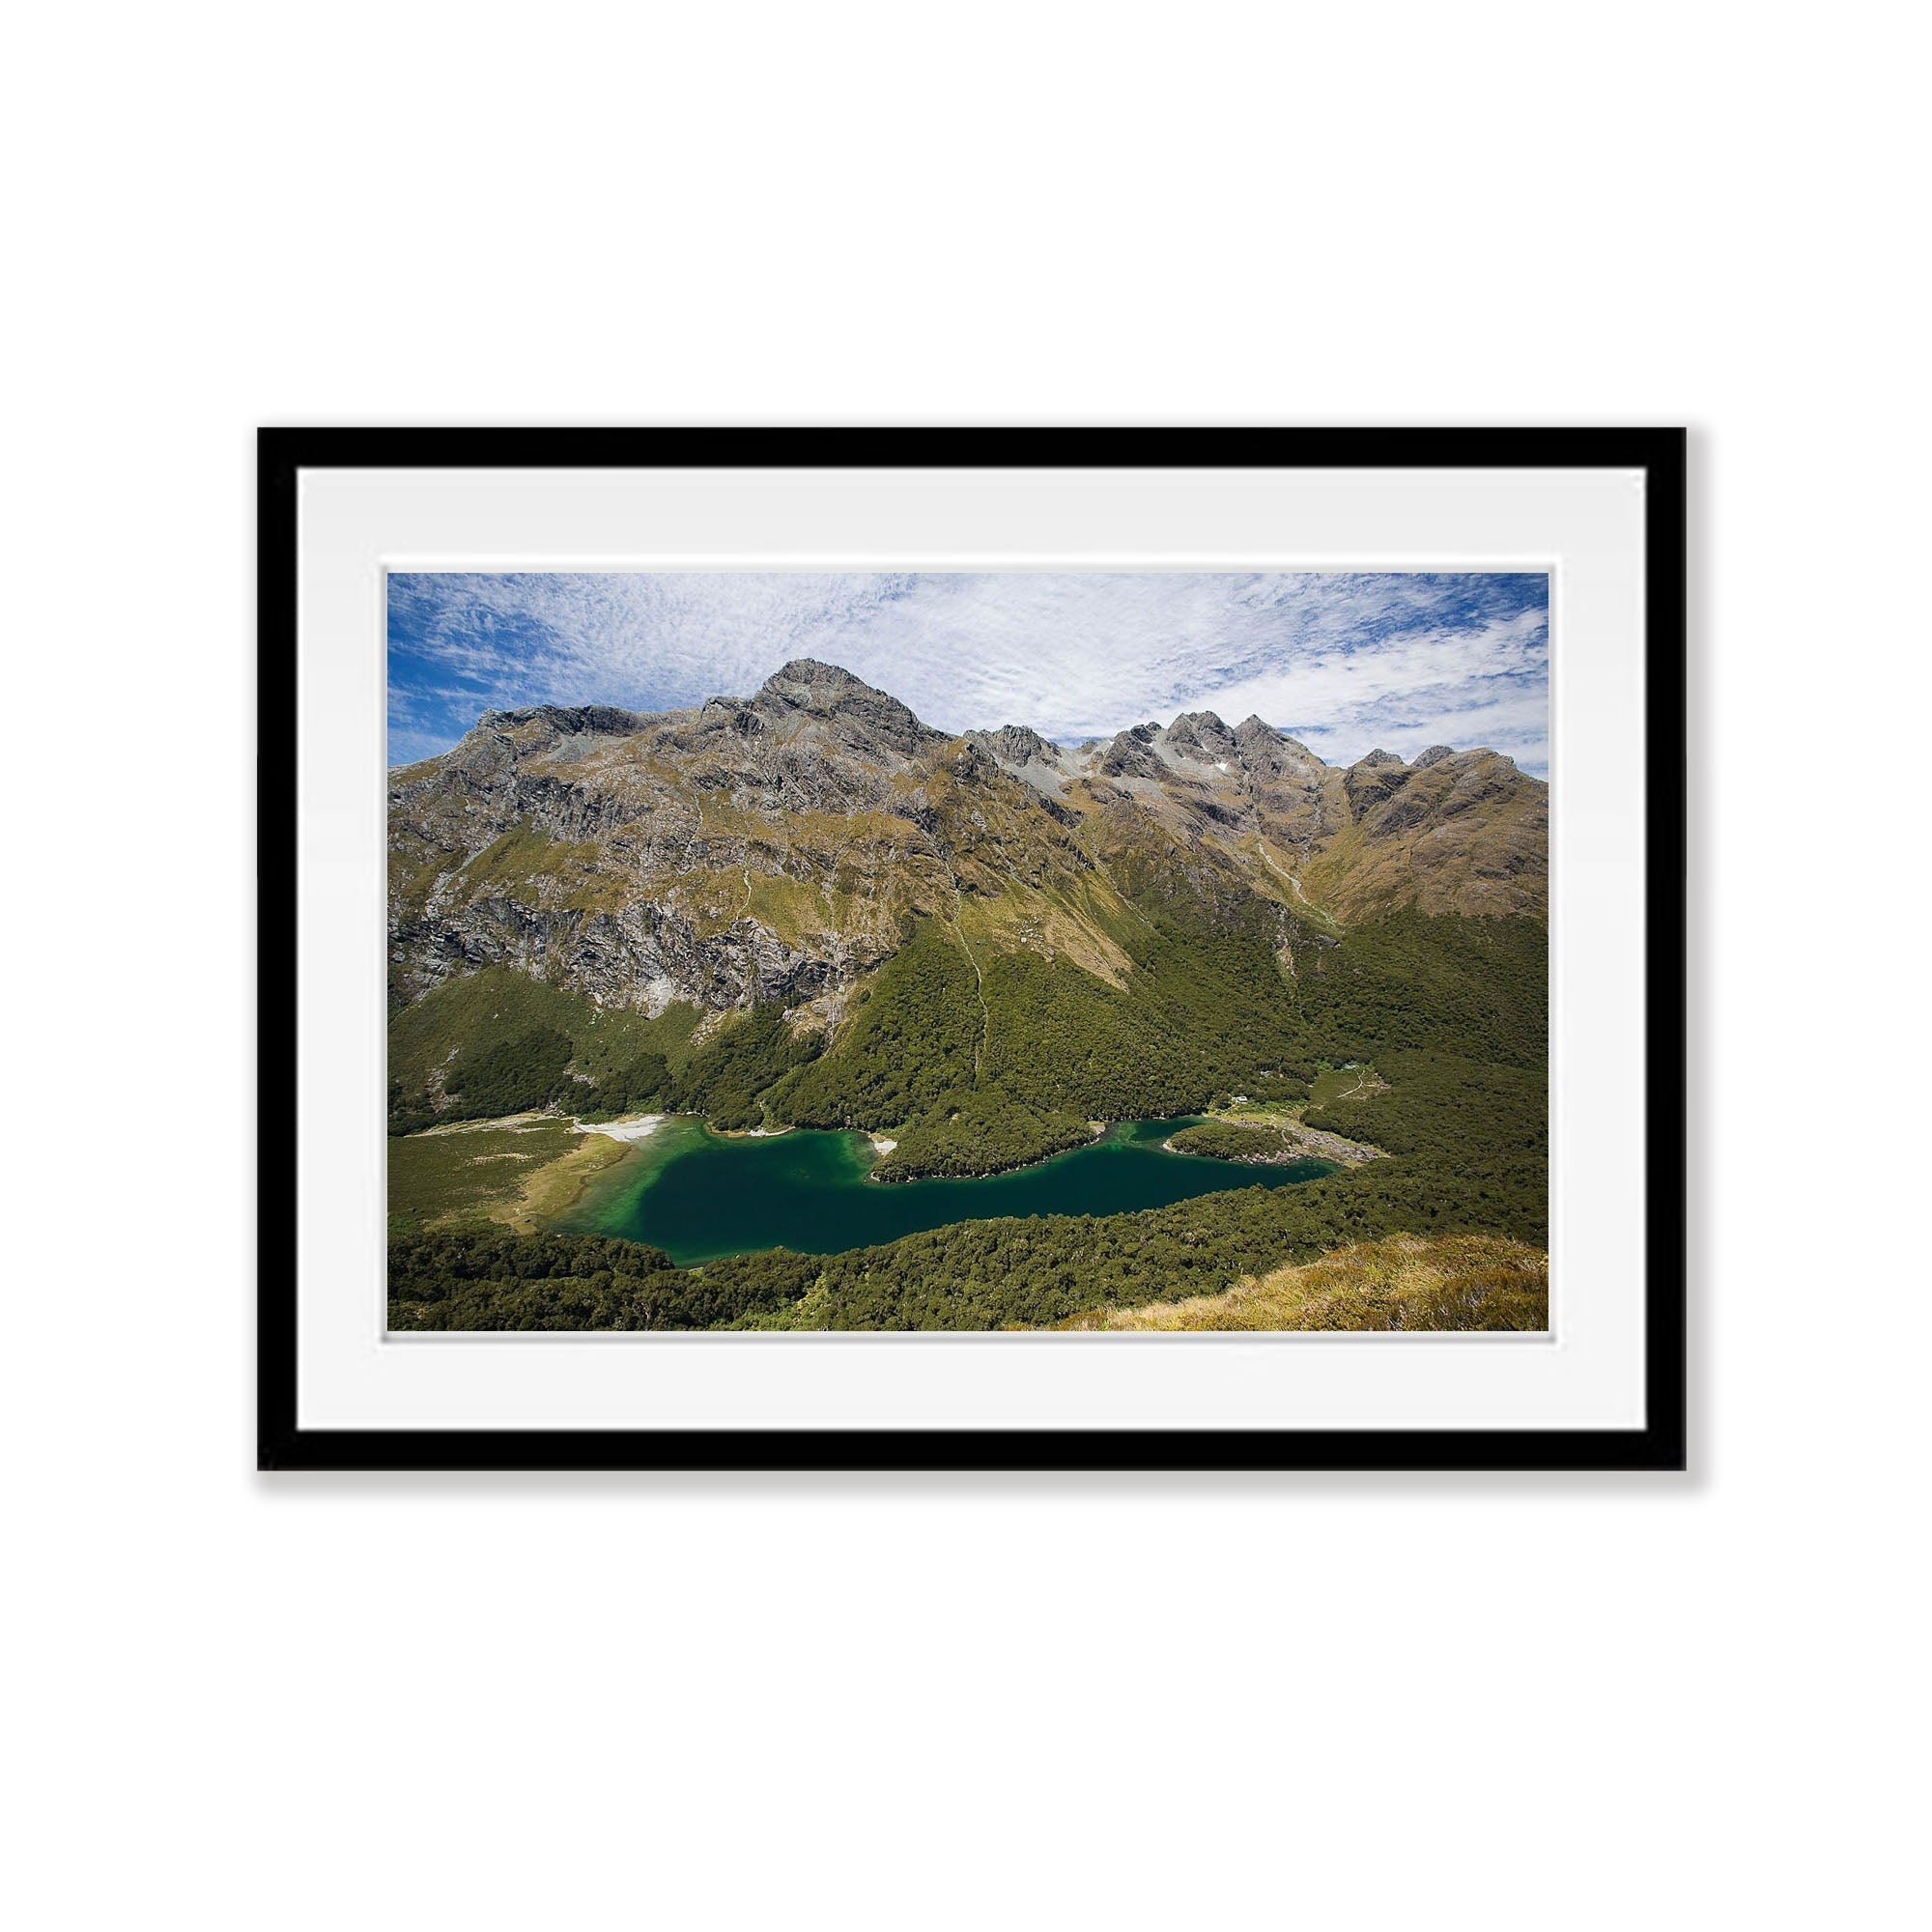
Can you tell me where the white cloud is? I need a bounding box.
[388,571,1550,774]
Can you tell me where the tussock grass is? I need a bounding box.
[387,1118,582,1233]
[1059,1233,1548,1331]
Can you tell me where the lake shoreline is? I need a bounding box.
[504,1130,634,1230]
[554,1111,1338,1267]
[573,1113,668,1143]
[399,1108,1333,1261]
[414,1105,1215,1187]
[577,1111,1117,1186]
[865,1119,1114,1186]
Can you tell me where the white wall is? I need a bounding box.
[8,5,1925,1927]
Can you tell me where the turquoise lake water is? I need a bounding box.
[559,1116,1337,1264]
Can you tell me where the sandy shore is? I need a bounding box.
[415,1110,555,1138]
[572,1114,666,1143]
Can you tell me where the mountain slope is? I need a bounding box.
[1057,1233,1548,1332]
[389,659,1546,1008]
[387,661,1548,1167]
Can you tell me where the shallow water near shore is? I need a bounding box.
[555,1115,1338,1264]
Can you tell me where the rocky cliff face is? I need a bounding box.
[388,660,1547,1018]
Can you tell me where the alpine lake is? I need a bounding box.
[555,1115,1338,1265]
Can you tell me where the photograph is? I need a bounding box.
[385,568,1551,1335]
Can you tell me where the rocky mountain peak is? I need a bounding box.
[1343,749,1418,821]
[1165,711,1236,760]
[754,658,873,704]
[476,701,644,738]
[970,723,1058,767]
[1097,724,1167,779]
[750,659,941,757]
[1226,714,1327,780]
[1413,745,1456,768]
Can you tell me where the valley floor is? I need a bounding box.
[388,1092,1381,1247]
[388,1114,636,1236]
[390,1072,1399,1243]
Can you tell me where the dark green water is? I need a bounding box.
[559,1116,1337,1264]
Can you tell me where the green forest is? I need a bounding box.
[385,902,1548,1332]
[1165,1120,1312,1162]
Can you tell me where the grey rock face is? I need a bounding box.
[1164,711,1236,762]
[392,891,844,1014]
[1097,724,1167,779]
[1344,753,1416,819]
[1227,716,1327,784]
[752,659,943,760]
[477,702,649,738]
[970,723,1058,767]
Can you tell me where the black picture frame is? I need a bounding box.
[259,427,1686,1473]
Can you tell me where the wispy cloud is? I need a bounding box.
[387,571,1550,774]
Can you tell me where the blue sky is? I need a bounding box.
[387,572,1549,774]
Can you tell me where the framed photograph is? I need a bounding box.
[260,428,1685,1471]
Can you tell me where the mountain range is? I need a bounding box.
[388,657,1547,1026]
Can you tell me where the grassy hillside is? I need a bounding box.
[387,967,705,1129]
[387,966,829,1134]
[1058,1233,1548,1331]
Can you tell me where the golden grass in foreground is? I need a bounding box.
[1058,1233,1548,1331]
